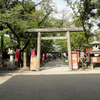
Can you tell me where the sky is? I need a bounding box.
[51,0,78,11]
[31,0,71,19]
[33,0,76,13]
[51,0,73,19]
[53,0,67,11]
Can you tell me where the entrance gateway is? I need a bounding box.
[27,28,83,71]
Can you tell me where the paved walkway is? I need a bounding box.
[40,59,69,71]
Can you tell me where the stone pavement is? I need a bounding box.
[40,59,69,71]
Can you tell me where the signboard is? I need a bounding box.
[72,53,78,69]
[91,57,99,63]
[15,49,21,62]
[80,52,84,58]
[31,49,35,56]
[30,56,37,71]
[64,53,66,57]
[93,57,97,62]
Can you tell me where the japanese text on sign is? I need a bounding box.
[80,52,84,58]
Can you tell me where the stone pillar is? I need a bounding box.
[67,31,72,70]
[37,32,41,71]
[21,52,29,71]
[91,63,94,69]
[23,52,27,67]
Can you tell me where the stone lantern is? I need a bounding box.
[7,39,17,69]
[90,41,100,56]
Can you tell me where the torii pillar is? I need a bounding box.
[67,31,72,71]
[37,32,41,71]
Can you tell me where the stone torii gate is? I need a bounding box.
[27,28,83,71]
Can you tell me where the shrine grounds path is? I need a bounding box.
[40,59,69,71]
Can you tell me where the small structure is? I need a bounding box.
[7,39,17,69]
[71,51,78,69]
[90,41,100,69]
[90,41,100,56]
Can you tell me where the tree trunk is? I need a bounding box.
[0,35,3,67]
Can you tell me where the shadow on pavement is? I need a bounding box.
[0,70,22,76]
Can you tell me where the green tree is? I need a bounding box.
[0,0,56,53]
[63,0,100,49]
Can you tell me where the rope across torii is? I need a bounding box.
[27,28,83,71]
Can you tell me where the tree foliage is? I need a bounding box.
[2,36,10,52]
[0,0,58,54]
[63,0,100,50]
